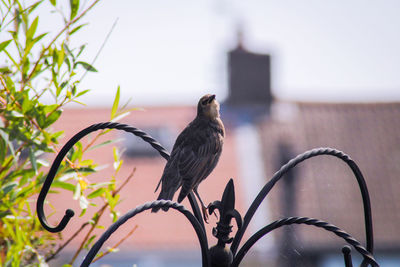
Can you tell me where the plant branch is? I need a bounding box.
[92,225,138,263]
[24,0,101,86]
[45,222,90,262]
[69,168,136,264]
[82,130,106,154]
[79,17,118,82]
[1,76,79,171]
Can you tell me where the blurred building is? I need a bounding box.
[224,43,400,266]
[261,101,400,266]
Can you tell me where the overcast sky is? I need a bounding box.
[25,0,400,106]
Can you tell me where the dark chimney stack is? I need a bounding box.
[226,47,272,110]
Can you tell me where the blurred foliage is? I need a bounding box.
[0,0,135,266]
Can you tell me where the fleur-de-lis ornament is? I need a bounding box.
[208,179,242,266]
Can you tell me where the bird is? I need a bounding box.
[151,94,225,222]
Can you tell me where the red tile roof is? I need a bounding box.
[260,102,400,250]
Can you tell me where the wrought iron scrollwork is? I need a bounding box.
[232,216,378,267]
[81,200,209,267]
[36,122,200,232]
[230,147,374,257]
[36,123,380,266]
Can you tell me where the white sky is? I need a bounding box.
[7,0,400,106]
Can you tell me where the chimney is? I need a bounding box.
[226,44,272,111]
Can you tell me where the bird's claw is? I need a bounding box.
[212,209,218,220]
[202,204,218,223]
[202,205,209,224]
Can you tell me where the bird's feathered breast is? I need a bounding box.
[175,117,224,155]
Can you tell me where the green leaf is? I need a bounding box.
[76,44,86,58]
[22,96,34,113]
[18,175,30,187]
[63,43,74,59]
[60,81,68,90]
[2,182,18,195]
[75,89,90,98]
[28,148,38,174]
[111,86,120,119]
[0,40,12,52]
[0,137,5,164]
[64,167,96,174]
[52,48,59,67]
[50,0,57,6]
[0,66,11,74]
[76,61,97,72]
[50,130,64,143]
[26,17,39,41]
[70,0,80,20]
[112,146,119,163]
[33,32,48,43]
[28,1,42,14]
[70,141,82,162]
[71,99,86,106]
[111,210,119,222]
[65,56,71,72]
[0,129,15,158]
[43,104,58,114]
[57,46,65,68]
[53,181,75,192]
[79,208,87,217]
[85,234,97,248]
[105,190,117,209]
[44,109,62,128]
[70,23,88,35]
[88,138,123,151]
[87,188,105,199]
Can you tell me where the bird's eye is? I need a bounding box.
[201,99,208,106]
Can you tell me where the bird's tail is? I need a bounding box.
[151,189,174,213]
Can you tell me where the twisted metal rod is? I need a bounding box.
[232,216,378,266]
[37,122,203,232]
[80,200,210,267]
[231,147,374,258]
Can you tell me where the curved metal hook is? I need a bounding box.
[80,200,210,267]
[37,122,170,232]
[232,216,379,267]
[231,147,374,257]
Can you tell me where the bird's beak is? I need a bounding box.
[208,94,216,104]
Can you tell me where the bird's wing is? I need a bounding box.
[154,130,188,193]
[177,130,222,201]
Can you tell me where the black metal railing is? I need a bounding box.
[36,122,380,267]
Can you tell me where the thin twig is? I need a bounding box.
[69,168,136,264]
[24,0,101,86]
[82,130,106,154]
[92,225,139,263]
[114,167,136,197]
[0,1,35,33]
[1,76,83,175]
[45,222,90,262]
[79,17,119,82]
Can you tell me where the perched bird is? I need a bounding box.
[151,94,225,221]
